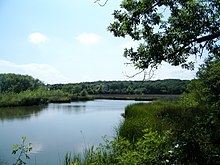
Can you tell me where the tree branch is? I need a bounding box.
[94,0,109,7]
[168,31,220,59]
[124,69,145,79]
[123,66,156,81]
[194,32,220,43]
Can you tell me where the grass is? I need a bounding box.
[64,129,173,165]
[0,91,48,107]
[0,90,95,107]
[119,101,172,141]
[119,100,210,142]
[92,94,180,101]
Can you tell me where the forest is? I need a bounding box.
[50,79,189,95]
[0,73,189,107]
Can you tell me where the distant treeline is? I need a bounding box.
[49,79,189,95]
[0,73,190,107]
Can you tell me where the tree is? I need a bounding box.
[177,56,220,164]
[108,0,220,73]
[0,73,44,93]
[80,89,88,96]
[186,55,220,107]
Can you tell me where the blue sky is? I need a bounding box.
[0,0,203,84]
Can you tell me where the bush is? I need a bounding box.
[68,129,173,165]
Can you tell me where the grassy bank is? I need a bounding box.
[0,91,179,108]
[0,90,94,108]
[119,101,209,141]
[67,100,220,165]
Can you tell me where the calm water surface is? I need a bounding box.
[0,99,148,165]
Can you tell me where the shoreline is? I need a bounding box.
[0,94,180,108]
[91,94,180,101]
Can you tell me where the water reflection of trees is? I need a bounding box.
[0,103,88,122]
[48,103,86,114]
[0,105,46,121]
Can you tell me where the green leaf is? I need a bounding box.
[28,147,32,152]
[12,144,19,149]
[12,150,17,155]
[22,136,26,142]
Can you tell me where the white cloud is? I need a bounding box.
[0,60,70,84]
[28,32,48,44]
[75,33,101,44]
[122,40,138,49]
[153,62,197,80]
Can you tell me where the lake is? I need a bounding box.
[0,99,148,165]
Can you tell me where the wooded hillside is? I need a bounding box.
[49,79,189,95]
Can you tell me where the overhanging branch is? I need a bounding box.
[168,31,220,58]
[194,32,220,43]
[94,0,109,6]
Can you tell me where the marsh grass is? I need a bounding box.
[119,101,173,141]
[119,101,210,142]
[0,91,47,107]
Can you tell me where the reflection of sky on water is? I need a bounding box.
[0,99,149,165]
[31,142,44,154]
